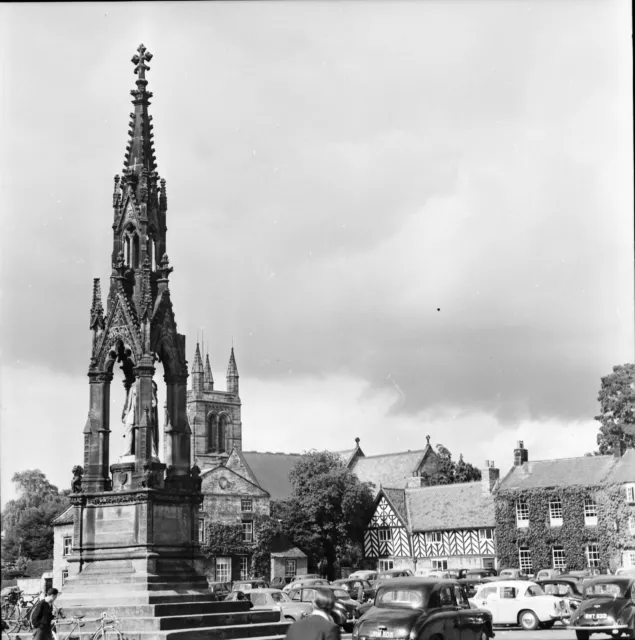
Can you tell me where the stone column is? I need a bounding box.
[165,374,190,476]
[83,371,112,492]
[133,354,156,465]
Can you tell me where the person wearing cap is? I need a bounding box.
[30,588,59,640]
[285,587,341,640]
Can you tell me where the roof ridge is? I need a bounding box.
[527,455,614,463]
[405,480,481,492]
[242,450,303,456]
[357,450,426,460]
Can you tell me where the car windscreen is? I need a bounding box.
[376,587,428,609]
[524,585,545,597]
[543,583,571,596]
[584,583,627,598]
[270,591,290,603]
[333,589,349,599]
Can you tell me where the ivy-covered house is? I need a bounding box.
[495,440,635,574]
[363,461,499,572]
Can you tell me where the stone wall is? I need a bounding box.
[52,522,77,590]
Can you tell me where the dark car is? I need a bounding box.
[458,577,498,599]
[208,581,231,600]
[466,569,498,579]
[352,578,495,640]
[568,576,635,640]
[288,586,361,632]
[537,578,584,622]
[330,579,376,602]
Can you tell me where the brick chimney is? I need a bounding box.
[481,460,500,493]
[514,441,528,466]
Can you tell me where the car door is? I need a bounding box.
[453,585,487,640]
[301,588,316,604]
[496,586,519,624]
[427,585,463,640]
[475,585,499,621]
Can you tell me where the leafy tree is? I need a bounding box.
[275,450,375,581]
[1,470,70,561]
[250,516,279,580]
[595,364,635,454]
[422,445,481,485]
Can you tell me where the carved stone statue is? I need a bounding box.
[122,382,137,456]
[151,380,159,458]
[190,465,202,492]
[71,465,84,493]
[141,462,155,488]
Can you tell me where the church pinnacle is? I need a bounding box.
[226,347,239,396]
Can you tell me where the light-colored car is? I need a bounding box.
[247,588,312,622]
[499,568,528,580]
[348,570,378,582]
[282,578,330,594]
[469,580,569,630]
[231,579,268,592]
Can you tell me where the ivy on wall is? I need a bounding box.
[494,485,633,572]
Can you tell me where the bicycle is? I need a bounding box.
[0,588,38,633]
[52,611,123,640]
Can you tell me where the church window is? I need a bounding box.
[63,536,72,556]
[207,415,218,452]
[219,416,228,453]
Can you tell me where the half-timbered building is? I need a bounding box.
[363,462,499,572]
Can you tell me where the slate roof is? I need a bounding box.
[406,482,495,531]
[351,448,430,490]
[241,451,304,500]
[270,533,307,558]
[606,448,635,483]
[383,488,407,523]
[498,455,618,490]
[52,505,74,526]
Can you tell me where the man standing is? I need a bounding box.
[30,588,59,640]
[285,588,341,640]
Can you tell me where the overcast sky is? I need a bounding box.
[1,1,633,507]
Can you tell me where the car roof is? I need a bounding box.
[477,580,537,588]
[376,578,459,589]
[537,578,580,585]
[584,576,634,586]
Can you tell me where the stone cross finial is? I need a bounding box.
[132,43,153,79]
[426,434,430,445]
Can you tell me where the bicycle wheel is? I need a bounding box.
[0,602,20,633]
[91,627,123,640]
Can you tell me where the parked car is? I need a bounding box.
[282,578,330,594]
[568,575,635,640]
[269,576,294,589]
[470,579,569,630]
[232,579,268,592]
[498,568,528,580]
[458,577,499,599]
[372,569,414,587]
[348,570,378,582]
[615,568,635,577]
[208,581,231,600]
[288,585,360,632]
[536,578,584,622]
[535,569,562,581]
[330,579,375,602]
[466,569,498,579]
[247,588,312,622]
[352,578,494,640]
[224,590,254,606]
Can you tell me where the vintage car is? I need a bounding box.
[568,576,635,640]
[467,569,498,579]
[349,570,379,582]
[208,580,231,600]
[288,585,360,632]
[470,579,568,630]
[352,578,494,640]
[536,578,584,622]
[371,569,415,589]
[615,568,635,577]
[331,578,376,602]
[535,569,562,581]
[458,578,499,599]
[231,579,268,592]
[282,577,330,594]
[498,569,528,580]
[247,588,312,622]
[269,576,294,589]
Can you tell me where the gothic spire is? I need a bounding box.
[192,342,204,374]
[89,278,105,330]
[204,353,214,390]
[226,347,239,395]
[121,43,159,203]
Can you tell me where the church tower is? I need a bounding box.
[62,45,208,602]
[187,345,243,470]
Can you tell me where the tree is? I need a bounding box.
[275,451,375,581]
[595,364,635,454]
[422,445,482,486]
[1,470,70,561]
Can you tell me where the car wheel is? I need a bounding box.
[575,631,590,640]
[518,610,539,631]
[284,616,295,622]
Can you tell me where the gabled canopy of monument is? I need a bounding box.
[83,44,191,493]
